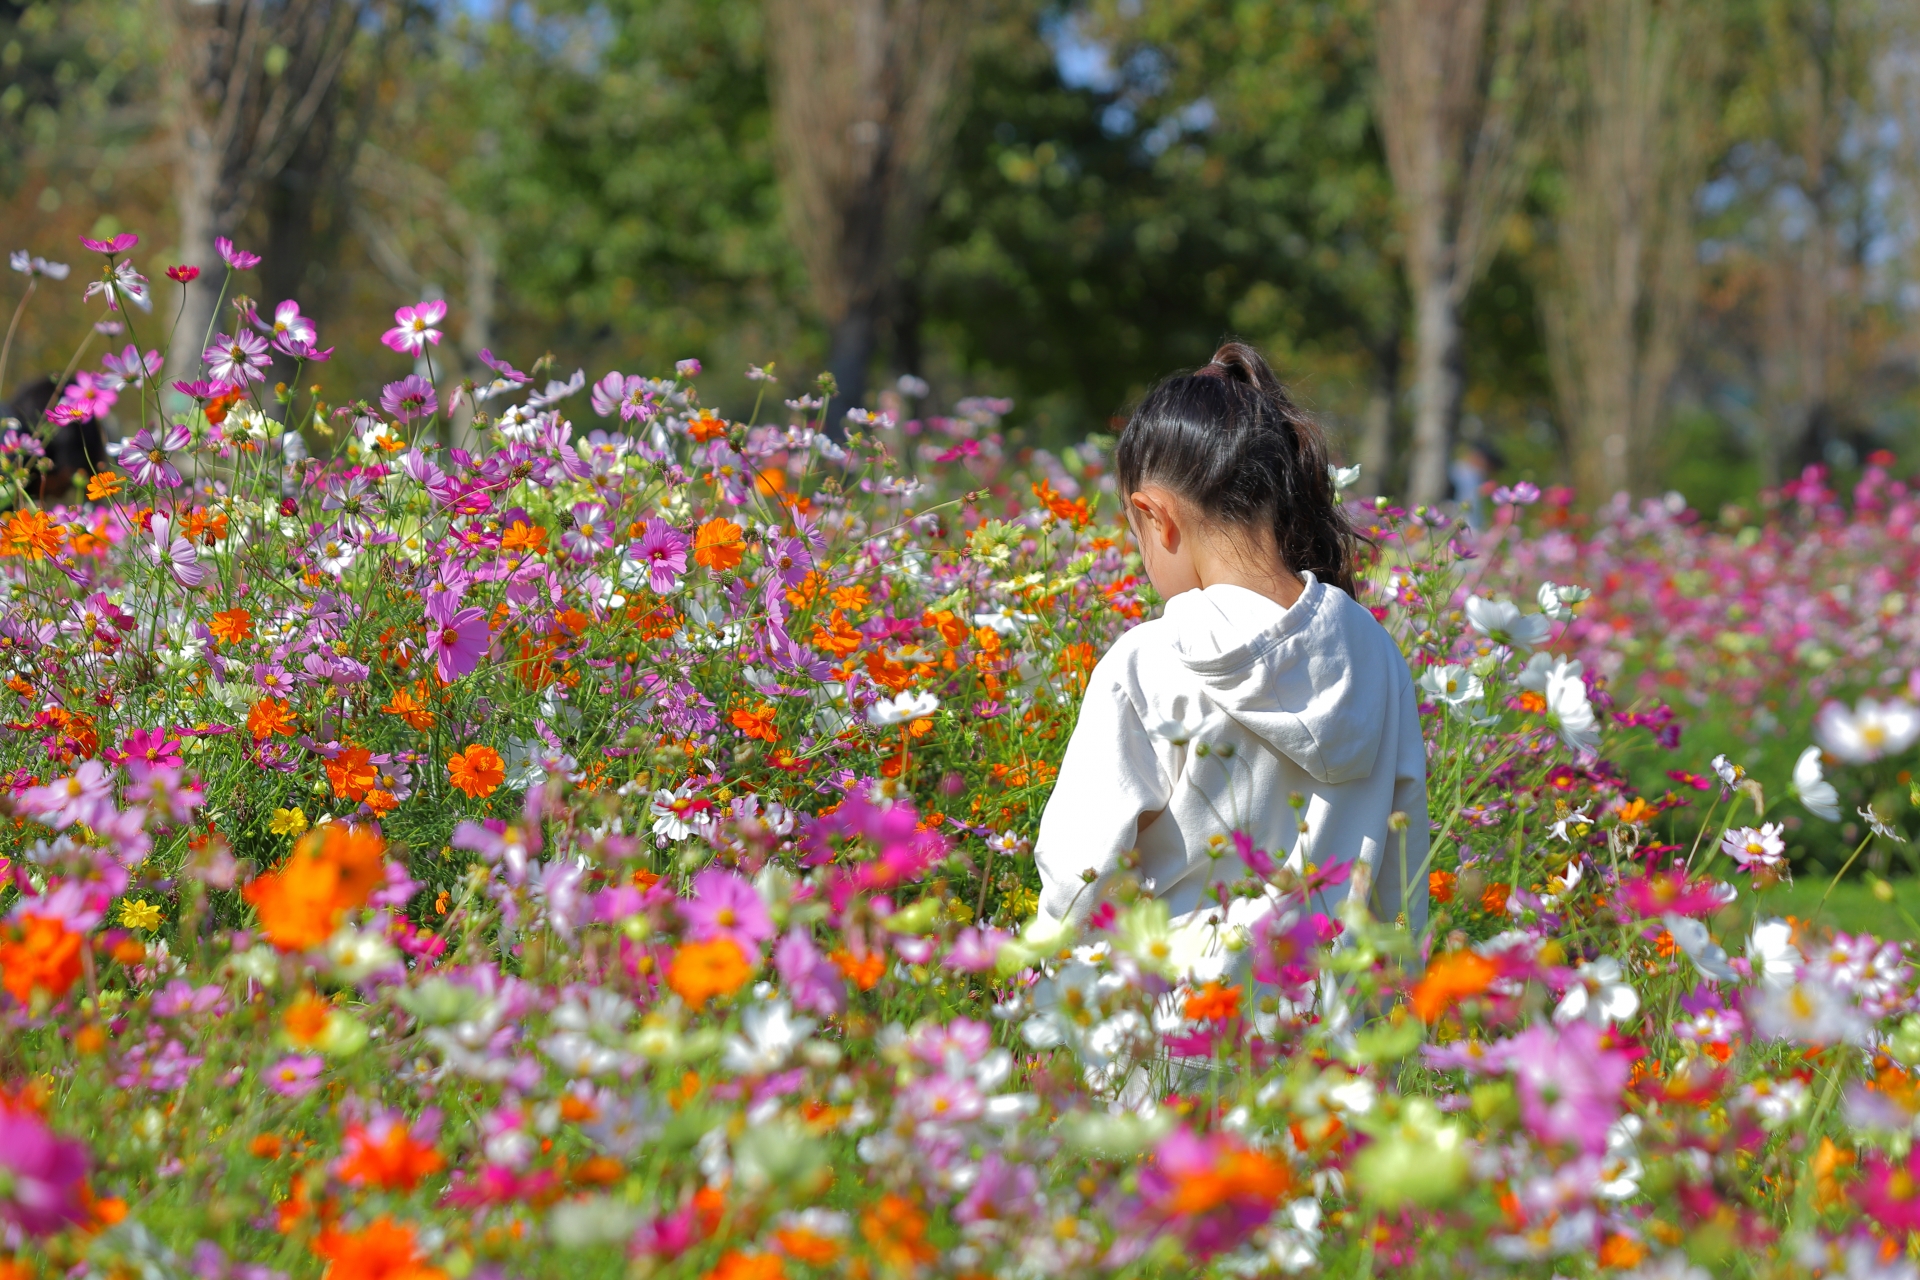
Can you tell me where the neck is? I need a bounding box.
[1192,534,1304,609]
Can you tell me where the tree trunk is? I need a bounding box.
[1355,350,1398,500]
[165,40,223,389]
[827,308,879,429]
[1406,275,1464,506]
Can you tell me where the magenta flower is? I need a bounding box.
[478,348,529,383]
[425,592,489,682]
[1136,1127,1291,1259]
[943,926,1010,973]
[381,374,438,424]
[203,330,272,384]
[171,378,241,403]
[58,371,118,422]
[109,424,191,488]
[148,514,205,587]
[773,927,845,1016]
[79,231,138,254]
[84,259,149,311]
[1619,870,1734,920]
[0,1107,89,1236]
[1502,1020,1629,1155]
[381,299,446,355]
[1854,1148,1920,1234]
[634,518,688,593]
[266,1054,324,1099]
[679,869,774,953]
[120,726,185,770]
[215,235,261,270]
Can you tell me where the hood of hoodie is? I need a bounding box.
[1160,575,1393,786]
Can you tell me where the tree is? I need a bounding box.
[1540,0,1721,502]
[764,0,973,425]
[159,0,365,382]
[1374,0,1544,505]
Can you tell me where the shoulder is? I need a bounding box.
[1081,616,1176,709]
[1305,584,1414,682]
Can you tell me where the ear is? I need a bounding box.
[1128,487,1183,553]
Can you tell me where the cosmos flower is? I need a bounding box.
[424,593,489,683]
[631,519,689,594]
[1814,696,1920,763]
[381,374,438,425]
[1721,823,1787,873]
[0,1105,89,1236]
[204,331,272,383]
[679,869,774,953]
[381,299,446,355]
[1464,595,1552,649]
[1792,746,1841,821]
[215,236,260,270]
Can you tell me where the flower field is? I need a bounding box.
[0,237,1918,1279]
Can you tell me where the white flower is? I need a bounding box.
[1664,916,1739,984]
[1747,974,1870,1046]
[1859,804,1908,843]
[539,1031,624,1077]
[1545,663,1600,755]
[721,1000,816,1075]
[1814,696,1920,763]
[647,787,708,842]
[1721,823,1787,871]
[325,926,398,983]
[1738,1076,1808,1130]
[1552,956,1640,1026]
[1549,809,1593,842]
[1535,581,1589,622]
[868,690,940,727]
[1464,596,1553,649]
[1791,746,1841,821]
[1418,664,1484,708]
[1144,697,1224,745]
[1710,753,1744,787]
[1329,464,1362,493]
[1747,918,1803,988]
[1516,651,1579,692]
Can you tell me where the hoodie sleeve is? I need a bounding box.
[1035,668,1170,924]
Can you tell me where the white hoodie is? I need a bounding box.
[1035,575,1428,947]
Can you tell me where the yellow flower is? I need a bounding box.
[270,807,309,838]
[119,899,163,931]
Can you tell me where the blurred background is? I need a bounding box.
[5,0,1920,511]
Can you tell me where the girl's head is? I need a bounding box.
[1115,340,1359,601]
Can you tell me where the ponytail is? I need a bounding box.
[1114,339,1360,597]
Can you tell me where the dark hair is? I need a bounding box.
[6,375,107,501]
[1115,340,1360,597]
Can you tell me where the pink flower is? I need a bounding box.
[562,502,613,560]
[101,343,162,387]
[590,371,654,421]
[266,1054,324,1098]
[215,236,261,270]
[381,374,438,424]
[79,232,138,254]
[1502,1020,1630,1155]
[119,726,184,771]
[943,926,1009,973]
[679,869,774,953]
[0,1105,89,1236]
[203,330,272,383]
[149,514,205,587]
[57,371,117,422]
[424,592,489,683]
[381,299,447,355]
[1853,1148,1920,1234]
[1136,1127,1292,1259]
[108,425,191,488]
[1619,870,1734,920]
[165,264,199,283]
[773,926,844,1016]
[1249,900,1341,992]
[634,518,688,593]
[17,760,113,829]
[675,358,702,378]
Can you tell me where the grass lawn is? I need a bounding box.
[1739,877,1919,940]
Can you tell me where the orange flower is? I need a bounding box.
[251,1133,284,1159]
[0,913,84,1004]
[1597,1234,1647,1269]
[773,1228,841,1265]
[1183,981,1242,1023]
[860,1194,936,1272]
[327,745,378,802]
[810,609,862,659]
[244,824,387,952]
[1410,949,1501,1023]
[284,992,332,1045]
[381,684,436,731]
[86,471,124,501]
[829,584,869,612]
[1616,797,1658,826]
[864,650,914,694]
[704,1252,784,1280]
[831,948,887,991]
[1030,478,1090,526]
[338,1122,446,1192]
[1428,869,1457,904]
[693,517,744,572]
[687,409,728,443]
[3,509,64,559]
[1166,1145,1292,1214]
[1480,882,1512,915]
[447,744,505,799]
[1516,690,1547,714]
[210,608,253,644]
[730,702,780,743]
[667,938,753,1010]
[500,521,547,556]
[922,608,967,647]
[248,697,295,740]
[312,1216,447,1280]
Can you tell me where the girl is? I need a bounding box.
[1035,341,1427,967]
